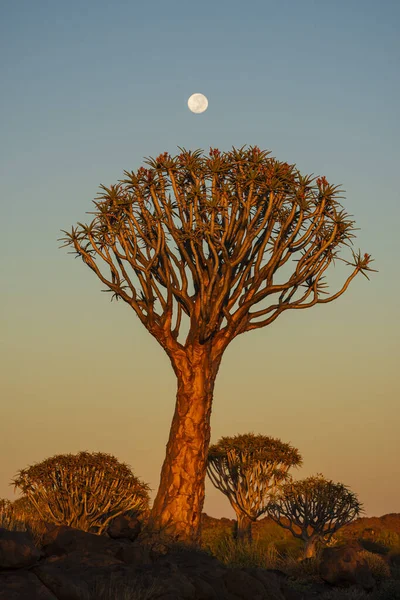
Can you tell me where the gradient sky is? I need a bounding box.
[1,0,399,520]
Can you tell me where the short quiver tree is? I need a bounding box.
[0,499,18,531]
[11,451,150,534]
[207,433,302,541]
[0,495,43,532]
[60,146,375,542]
[267,474,363,558]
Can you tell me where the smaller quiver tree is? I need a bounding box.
[0,495,52,538]
[4,495,43,530]
[207,433,302,542]
[267,474,363,558]
[11,451,150,535]
[0,499,18,530]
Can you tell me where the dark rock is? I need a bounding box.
[223,568,268,600]
[149,560,197,598]
[41,525,122,558]
[241,568,287,599]
[190,575,219,599]
[107,513,142,541]
[156,596,185,600]
[320,545,375,590]
[114,540,151,565]
[31,550,132,600]
[0,570,58,600]
[200,574,233,599]
[388,551,400,566]
[157,546,227,578]
[0,527,43,569]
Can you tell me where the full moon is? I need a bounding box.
[188,93,208,114]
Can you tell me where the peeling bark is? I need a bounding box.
[151,342,224,542]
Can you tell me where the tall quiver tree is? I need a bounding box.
[207,434,302,542]
[61,146,376,542]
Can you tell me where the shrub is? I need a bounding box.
[358,550,391,580]
[204,531,281,569]
[280,552,322,583]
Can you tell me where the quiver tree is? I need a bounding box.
[0,499,18,530]
[60,145,375,542]
[0,495,52,536]
[0,495,42,531]
[267,474,363,558]
[11,451,150,535]
[207,433,302,542]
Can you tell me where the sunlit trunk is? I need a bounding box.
[151,342,223,543]
[234,511,253,543]
[304,535,320,558]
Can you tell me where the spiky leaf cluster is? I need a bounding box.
[268,474,362,542]
[60,146,376,349]
[11,451,150,535]
[207,433,302,521]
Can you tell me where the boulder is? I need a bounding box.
[0,527,43,568]
[223,569,267,600]
[107,513,141,541]
[387,551,400,567]
[320,545,375,590]
[189,575,219,599]
[126,558,197,599]
[155,547,237,598]
[157,546,227,578]
[0,570,58,600]
[114,540,151,565]
[242,568,290,600]
[31,550,139,600]
[40,524,126,559]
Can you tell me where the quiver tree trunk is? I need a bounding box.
[303,535,320,558]
[234,511,253,543]
[151,342,224,543]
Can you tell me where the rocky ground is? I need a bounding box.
[1,514,400,600]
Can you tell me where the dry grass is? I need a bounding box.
[202,532,282,569]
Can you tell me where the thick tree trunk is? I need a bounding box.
[303,536,320,558]
[151,342,223,543]
[234,511,253,543]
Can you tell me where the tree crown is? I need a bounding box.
[208,433,302,466]
[11,451,150,533]
[268,473,363,539]
[60,146,376,350]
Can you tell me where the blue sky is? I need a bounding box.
[1,0,399,518]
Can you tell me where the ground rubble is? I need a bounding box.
[0,516,375,600]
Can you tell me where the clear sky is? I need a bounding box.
[1,0,399,520]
